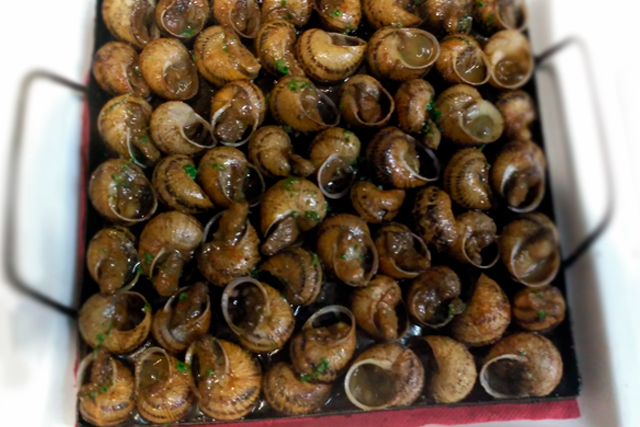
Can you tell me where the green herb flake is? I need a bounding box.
[477,1,485,6]
[394,23,403,28]
[421,122,431,135]
[181,26,194,37]
[207,369,214,377]
[414,0,421,4]
[300,358,329,382]
[537,310,547,321]
[283,176,297,191]
[284,12,293,20]
[93,348,98,358]
[176,361,188,373]
[283,125,292,133]
[96,333,105,345]
[143,252,153,265]
[282,277,290,284]
[486,12,495,28]
[281,0,287,5]
[287,79,299,92]
[211,162,226,171]
[305,210,321,221]
[377,185,383,190]
[222,45,229,52]
[311,252,319,266]
[339,254,348,260]
[425,100,442,122]
[478,144,486,151]
[140,135,149,144]
[179,292,189,302]
[182,164,198,179]
[192,54,197,62]
[136,264,144,275]
[89,390,98,399]
[534,291,543,298]
[299,373,312,382]
[100,385,108,394]
[519,349,527,356]
[344,23,353,34]
[330,9,342,17]
[427,132,434,138]
[291,211,299,218]
[250,266,260,278]
[276,59,290,76]
[143,302,151,313]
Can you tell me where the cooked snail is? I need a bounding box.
[484,30,533,90]
[156,0,210,39]
[363,0,423,29]
[449,211,499,268]
[261,247,323,306]
[296,29,366,83]
[435,84,504,145]
[186,336,262,420]
[476,0,528,33]
[86,227,140,294]
[102,0,160,49]
[211,80,266,147]
[412,186,458,252]
[260,177,326,256]
[135,347,194,423]
[351,275,408,341]
[350,181,405,224]
[499,213,560,287]
[290,305,357,382]
[151,283,212,353]
[309,127,361,199]
[366,127,439,188]
[198,147,265,209]
[152,154,214,213]
[316,0,362,33]
[222,277,295,352]
[262,0,314,26]
[150,101,215,156]
[255,20,306,78]
[496,90,536,141]
[407,266,464,328]
[138,211,204,297]
[344,343,424,410]
[93,42,150,97]
[98,95,161,167]
[213,0,261,38]
[269,76,340,132]
[367,27,440,81]
[340,75,394,128]
[422,0,474,35]
[317,214,378,287]
[197,202,261,286]
[480,333,562,398]
[513,286,566,332]
[443,148,493,210]
[436,34,491,86]
[374,223,431,279]
[394,79,441,149]
[491,139,546,213]
[421,336,477,403]
[139,38,199,100]
[194,26,261,86]
[77,349,135,427]
[79,291,152,354]
[263,362,332,415]
[248,126,315,178]
[451,273,511,346]
[89,159,158,224]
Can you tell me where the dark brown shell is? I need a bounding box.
[249,126,315,178]
[213,0,262,38]
[496,90,536,141]
[139,38,199,100]
[211,80,266,147]
[263,362,332,415]
[156,0,210,39]
[150,101,214,156]
[443,148,493,210]
[340,75,395,128]
[351,275,408,341]
[86,227,139,294]
[412,186,458,252]
[423,0,473,35]
[436,34,491,85]
[423,336,477,403]
[93,41,150,97]
[449,211,499,268]
[255,20,306,78]
[152,154,214,213]
[394,79,441,149]
[374,223,431,279]
[316,0,362,32]
[350,181,405,224]
[513,286,566,332]
[102,0,161,49]
[261,247,323,306]
[407,266,463,328]
[262,0,314,27]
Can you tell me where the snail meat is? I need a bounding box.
[350,181,405,224]
[374,223,431,279]
[102,0,160,49]
[156,0,210,39]
[340,74,395,129]
[210,80,266,147]
[261,247,323,305]
[212,0,262,39]
[512,286,566,332]
[152,154,214,213]
[249,126,315,178]
[449,211,500,269]
[407,266,464,328]
[351,275,408,341]
[263,362,332,415]
[310,127,361,199]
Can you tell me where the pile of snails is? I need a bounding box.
[80,0,569,425]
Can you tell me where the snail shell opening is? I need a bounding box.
[344,359,398,410]
[485,30,533,90]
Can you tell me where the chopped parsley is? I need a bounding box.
[344,23,353,34]
[99,385,108,394]
[276,59,290,76]
[140,135,149,143]
[179,292,188,302]
[211,162,226,171]
[96,333,105,345]
[222,45,229,52]
[537,310,547,321]
[422,122,431,135]
[519,349,527,356]
[291,211,299,218]
[284,12,293,20]
[287,78,312,92]
[330,9,342,17]
[206,368,214,377]
[300,358,329,382]
[283,125,292,133]
[281,0,287,5]
[534,291,543,298]
[310,252,319,266]
[143,252,153,265]
[305,210,321,221]
[283,176,297,190]
[486,12,495,28]
[182,164,198,179]
[377,185,383,190]
[426,100,441,122]
[282,277,290,284]
[89,390,98,399]
[414,0,421,4]
[143,302,151,312]
[394,23,403,28]
[181,26,194,37]
[478,144,486,151]
[477,1,485,6]
[192,54,197,62]
[339,254,348,260]
[176,361,188,373]
[250,266,260,278]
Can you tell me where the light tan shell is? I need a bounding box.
[263,362,333,415]
[316,0,362,33]
[213,0,262,38]
[496,90,536,141]
[150,101,214,156]
[340,75,395,128]
[394,79,441,149]
[423,336,477,403]
[261,247,324,306]
[374,223,431,279]
[350,181,405,224]
[476,0,529,33]
[262,0,314,26]
[86,227,140,294]
[436,34,491,85]
[139,38,199,100]
[449,211,499,268]
[156,0,210,39]
[443,148,493,210]
[412,186,458,252]
[211,81,266,147]
[93,42,150,97]
[309,128,360,199]
[102,0,160,49]
[363,0,423,29]
[153,154,214,213]
[423,0,473,35]
[248,126,315,178]
[255,20,306,78]
[484,30,533,90]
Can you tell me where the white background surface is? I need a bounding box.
[0,1,639,426]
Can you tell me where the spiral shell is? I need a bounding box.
[262,0,314,27]
[374,223,431,279]
[255,20,306,78]
[263,362,332,415]
[340,75,394,128]
[412,186,458,252]
[449,211,499,268]
[476,0,528,33]
[436,34,491,86]
[350,181,405,224]
[407,266,463,328]
[150,101,215,156]
[513,286,566,332]
[422,336,477,403]
[394,79,441,149]
[484,30,533,90]
[211,80,266,147]
[93,42,150,97]
[156,0,210,39]
[261,247,323,306]
[351,275,408,341]
[363,0,423,29]
[316,0,362,33]
[139,38,199,100]
[102,0,160,49]
[423,0,474,35]
[310,127,361,199]
[153,155,214,213]
[213,0,262,38]
[248,126,315,178]
[496,90,536,141]
[86,227,140,294]
[443,148,493,210]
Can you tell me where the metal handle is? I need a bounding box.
[4,70,87,318]
[534,38,614,268]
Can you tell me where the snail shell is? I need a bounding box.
[513,286,566,332]
[254,20,306,78]
[194,26,261,86]
[436,84,504,145]
[212,0,262,38]
[135,347,195,423]
[152,154,214,213]
[86,227,140,294]
[197,202,261,286]
[102,0,160,49]
[394,79,441,149]
[350,181,405,224]
[93,42,150,97]
[89,159,158,224]
[270,76,341,132]
[340,74,395,128]
[77,349,135,427]
[138,211,204,297]
[412,186,458,252]
[366,127,439,189]
[98,95,161,167]
[309,127,361,199]
[211,80,266,147]
[150,101,215,156]
[451,273,511,346]
[423,0,474,35]
[484,30,533,90]
[443,148,493,210]
[344,343,424,410]
[79,291,152,354]
[367,27,440,81]
[449,211,499,268]
[476,0,528,33]
[363,0,423,29]
[262,0,314,26]
[374,223,431,279]
[351,275,408,341]
[186,336,262,420]
[422,336,477,403]
[248,126,315,178]
[290,305,357,382]
[139,38,199,100]
[436,34,491,86]
[260,177,326,256]
[151,283,212,353]
[261,247,323,306]
[156,0,210,39]
[480,333,562,398]
[317,214,379,287]
[263,362,332,415]
[496,90,536,141]
[222,277,295,352]
[296,29,366,83]
[316,0,362,33]
[407,266,464,328]
[491,139,546,213]
[499,213,560,287]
